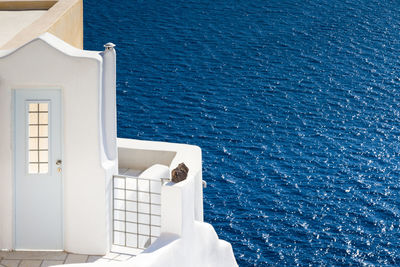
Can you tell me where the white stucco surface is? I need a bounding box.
[139,164,170,179]
[117,138,204,222]
[55,221,237,267]
[101,45,117,161]
[0,33,117,254]
[0,33,237,266]
[56,139,238,267]
[0,11,46,48]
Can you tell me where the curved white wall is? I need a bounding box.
[117,138,204,222]
[57,139,238,267]
[101,45,117,161]
[0,33,116,254]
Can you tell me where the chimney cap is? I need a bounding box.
[104,42,116,50]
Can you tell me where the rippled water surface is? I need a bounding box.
[84,0,400,265]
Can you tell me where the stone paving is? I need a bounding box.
[0,250,136,267]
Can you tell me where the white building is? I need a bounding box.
[0,0,237,266]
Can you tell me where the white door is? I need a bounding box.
[14,89,63,250]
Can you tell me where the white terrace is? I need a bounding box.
[0,1,237,266]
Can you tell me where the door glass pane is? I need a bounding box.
[29,113,38,124]
[29,138,38,149]
[29,164,39,174]
[29,126,38,137]
[28,103,49,174]
[39,103,48,112]
[29,103,38,112]
[39,125,48,137]
[39,138,48,150]
[29,151,38,162]
[39,163,48,174]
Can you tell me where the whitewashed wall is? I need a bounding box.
[0,33,117,254]
[117,138,204,222]
[58,139,238,267]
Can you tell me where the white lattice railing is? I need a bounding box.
[113,175,167,249]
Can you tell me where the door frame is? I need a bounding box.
[12,88,64,250]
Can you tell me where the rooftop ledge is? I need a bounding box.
[117,138,202,177]
[0,0,83,50]
[0,0,57,10]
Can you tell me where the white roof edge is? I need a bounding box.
[0,32,102,61]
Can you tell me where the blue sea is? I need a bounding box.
[84,0,400,265]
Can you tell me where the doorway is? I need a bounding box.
[14,89,63,250]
